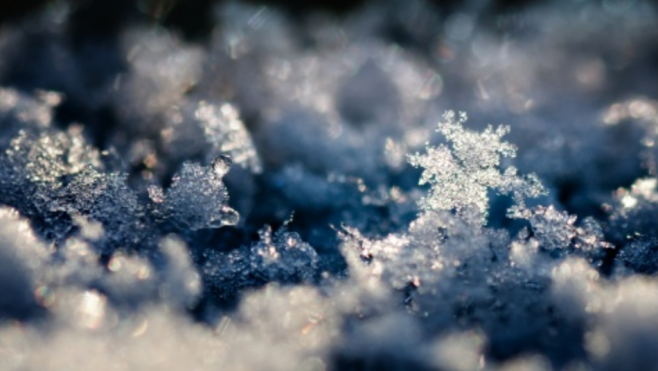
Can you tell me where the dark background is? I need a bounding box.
[0,0,548,40]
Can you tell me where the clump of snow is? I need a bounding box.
[154,157,239,231]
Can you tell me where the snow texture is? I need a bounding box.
[0,1,658,370]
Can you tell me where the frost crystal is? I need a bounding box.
[617,238,658,274]
[6,126,102,187]
[528,205,611,251]
[408,111,545,224]
[51,168,147,253]
[529,206,577,250]
[0,2,656,370]
[159,158,239,230]
[201,226,318,300]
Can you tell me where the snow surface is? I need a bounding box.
[0,1,657,370]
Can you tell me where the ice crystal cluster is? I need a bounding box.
[409,110,545,223]
[0,1,657,370]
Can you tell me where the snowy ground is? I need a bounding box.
[1,1,657,370]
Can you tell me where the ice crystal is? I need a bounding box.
[617,238,658,274]
[160,100,262,173]
[0,1,657,370]
[201,226,318,300]
[6,126,102,186]
[529,205,611,251]
[157,158,239,231]
[50,167,148,253]
[409,111,546,224]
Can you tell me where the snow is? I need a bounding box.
[0,1,657,370]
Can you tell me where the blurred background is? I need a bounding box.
[0,0,544,37]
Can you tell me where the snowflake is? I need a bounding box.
[408,111,545,224]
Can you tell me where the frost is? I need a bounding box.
[529,205,611,251]
[617,238,658,275]
[161,100,262,173]
[201,226,318,300]
[409,111,546,224]
[6,126,102,186]
[157,158,239,231]
[0,1,656,370]
[50,168,148,253]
